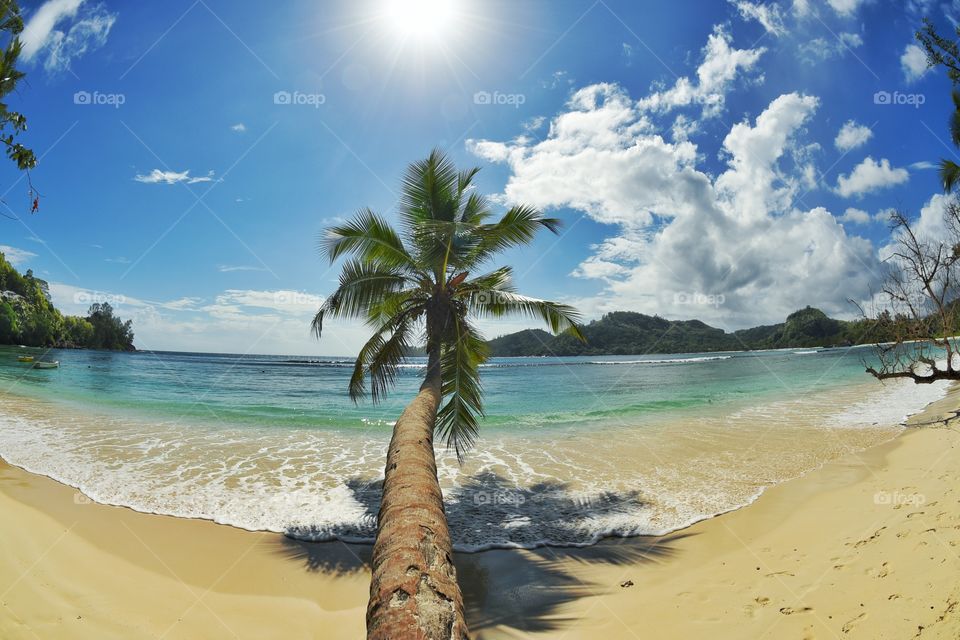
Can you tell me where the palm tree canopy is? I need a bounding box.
[313,149,585,459]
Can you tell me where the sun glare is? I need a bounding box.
[382,0,458,41]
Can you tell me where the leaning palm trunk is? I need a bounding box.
[313,151,584,636]
[366,355,468,639]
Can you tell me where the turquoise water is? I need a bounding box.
[0,344,948,550]
[0,345,896,430]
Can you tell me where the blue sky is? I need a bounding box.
[0,0,957,355]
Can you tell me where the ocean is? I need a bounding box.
[0,344,948,551]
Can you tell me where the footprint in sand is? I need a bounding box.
[842,612,867,633]
[743,596,770,618]
[867,562,890,578]
[906,511,926,519]
[779,606,814,615]
[853,527,887,548]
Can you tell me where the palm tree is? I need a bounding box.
[939,90,960,193]
[313,150,585,639]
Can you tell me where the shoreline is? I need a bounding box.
[1,388,959,637]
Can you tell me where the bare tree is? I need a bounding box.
[865,206,960,383]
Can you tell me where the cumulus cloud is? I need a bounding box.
[840,207,871,224]
[901,44,929,82]
[134,169,215,185]
[835,157,909,198]
[0,245,37,267]
[21,0,116,73]
[834,120,873,151]
[231,123,247,132]
[636,25,765,119]
[469,77,884,328]
[731,1,787,36]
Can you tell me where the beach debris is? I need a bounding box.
[619,580,633,588]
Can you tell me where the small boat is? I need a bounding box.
[32,361,59,369]
[17,356,33,362]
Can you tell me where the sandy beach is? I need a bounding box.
[1,387,959,639]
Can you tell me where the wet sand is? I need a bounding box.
[1,387,959,638]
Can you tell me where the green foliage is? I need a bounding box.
[916,21,960,193]
[0,300,17,341]
[0,0,35,172]
[86,303,135,351]
[315,150,584,459]
[488,306,905,357]
[62,315,94,345]
[0,251,134,350]
[917,18,960,85]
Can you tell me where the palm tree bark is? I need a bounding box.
[366,350,469,639]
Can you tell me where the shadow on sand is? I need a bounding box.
[274,472,693,635]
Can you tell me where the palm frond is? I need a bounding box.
[467,205,562,266]
[311,260,411,338]
[320,208,419,272]
[467,290,586,340]
[941,159,960,193]
[950,90,960,147]
[399,149,460,230]
[455,266,514,294]
[436,316,488,461]
[349,313,418,404]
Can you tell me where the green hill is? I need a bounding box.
[488,306,897,356]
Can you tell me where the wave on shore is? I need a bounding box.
[0,371,949,552]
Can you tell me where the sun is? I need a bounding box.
[382,0,459,41]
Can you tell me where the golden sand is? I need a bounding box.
[1,387,959,639]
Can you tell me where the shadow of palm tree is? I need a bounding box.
[275,472,694,635]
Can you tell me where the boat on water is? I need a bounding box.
[32,361,59,369]
[17,356,34,362]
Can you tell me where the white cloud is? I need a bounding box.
[0,245,37,267]
[134,169,215,185]
[826,0,870,16]
[798,32,863,64]
[636,25,765,118]
[22,0,116,73]
[47,283,360,355]
[470,78,884,328]
[231,123,247,132]
[901,44,929,82]
[732,1,787,36]
[834,120,873,151]
[218,265,268,273]
[840,207,871,224]
[793,0,813,16]
[910,160,936,170]
[835,157,909,198]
